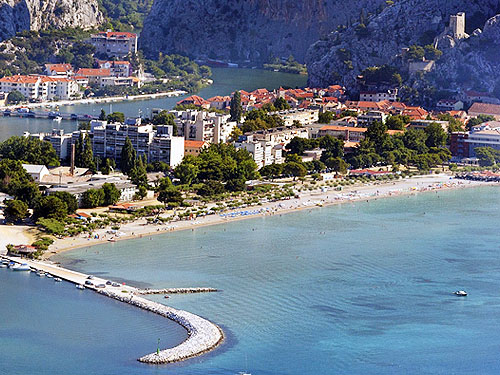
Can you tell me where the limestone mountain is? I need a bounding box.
[0,0,103,41]
[306,0,500,94]
[139,0,387,62]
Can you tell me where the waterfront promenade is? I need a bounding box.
[0,255,223,364]
[0,90,187,111]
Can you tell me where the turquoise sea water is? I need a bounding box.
[0,68,307,141]
[3,186,500,374]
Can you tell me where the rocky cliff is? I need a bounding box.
[140,0,386,62]
[0,0,102,41]
[306,0,500,91]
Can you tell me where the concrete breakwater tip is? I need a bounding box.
[97,289,223,364]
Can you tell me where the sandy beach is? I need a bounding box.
[0,225,35,256]
[43,174,493,260]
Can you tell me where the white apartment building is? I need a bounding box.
[465,122,500,157]
[271,109,319,126]
[0,75,80,100]
[174,110,237,144]
[357,111,388,126]
[360,89,398,102]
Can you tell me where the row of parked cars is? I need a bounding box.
[85,275,121,288]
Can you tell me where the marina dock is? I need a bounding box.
[1,255,223,364]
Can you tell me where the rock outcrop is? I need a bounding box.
[140,0,386,62]
[0,0,102,41]
[306,0,500,90]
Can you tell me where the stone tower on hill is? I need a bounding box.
[450,12,466,39]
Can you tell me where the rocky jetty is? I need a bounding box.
[139,0,386,62]
[97,289,223,364]
[306,0,500,91]
[0,0,103,41]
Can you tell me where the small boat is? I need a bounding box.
[46,274,53,278]
[454,290,467,297]
[54,278,62,282]
[76,284,85,290]
[37,271,45,277]
[53,116,62,122]
[12,263,31,271]
[0,264,7,268]
[164,295,169,299]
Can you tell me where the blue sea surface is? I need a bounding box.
[3,186,500,374]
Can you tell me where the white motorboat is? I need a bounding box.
[76,284,85,290]
[53,116,62,122]
[0,264,7,268]
[12,263,31,271]
[37,271,45,277]
[46,274,53,278]
[54,278,62,282]
[454,290,467,297]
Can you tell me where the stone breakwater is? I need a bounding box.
[139,287,218,295]
[1,255,223,365]
[97,289,223,364]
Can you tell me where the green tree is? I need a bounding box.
[81,188,105,208]
[33,196,68,220]
[406,45,425,60]
[99,109,107,121]
[120,137,136,174]
[158,186,184,207]
[260,163,283,180]
[283,162,307,179]
[102,183,121,205]
[475,147,500,167]
[424,123,447,148]
[198,180,225,197]
[36,218,66,235]
[230,91,243,122]
[385,115,408,130]
[174,159,199,185]
[107,112,125,123]
[4,200,28,222]
[80,135,96,170]
[0,136,59,166]
[52,191,78,214]
[129,156,148,187]
[325,157,348,174]
[318,111,334,124]
[467,115,495,130]
[274,97,290,111]
[6,90,25,104]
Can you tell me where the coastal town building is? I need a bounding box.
[22,164,50,182]
[184,140,208,155]
[44,64,74,77]
[408,119,449,131]
[357,111,387,126]
[468,103,500,120]
[450,122,500,159]
[47,175,138,206]
[0,75,80,101]
[359,89,398,102]
[90,31,138,58]
[91,120,184,166]
[317,125,367,142]
[436,99,464,111]
[234,136,283,168]
[96,60,132,77]
[171,110,236,144]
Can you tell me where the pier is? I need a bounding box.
[1,255,223,364]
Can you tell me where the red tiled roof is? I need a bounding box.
[320,125,367,132]
[94,31,137,39]
[177,95,208,106]
[469,102,500,116]
[0,75,39,84]
[45,63,73,72]
[76,68,110,77]
[184,140,207,148]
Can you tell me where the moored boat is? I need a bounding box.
[54,278,62,282]
[76,284,85,290]
[12,263,31,271]
[454,290,467,296]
